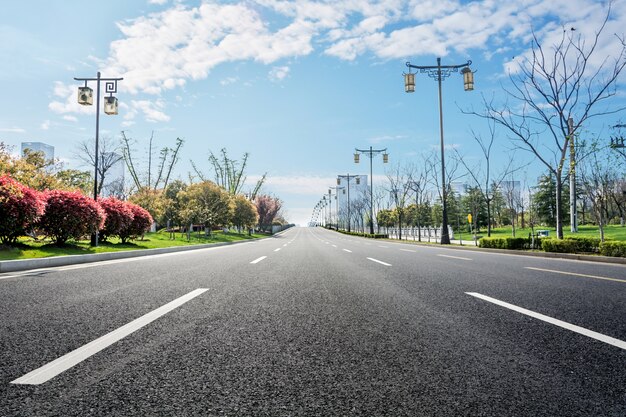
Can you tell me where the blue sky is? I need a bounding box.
[1,0,625,225]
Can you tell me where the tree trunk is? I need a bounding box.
[555,175,564,239]
[486,200,492,237]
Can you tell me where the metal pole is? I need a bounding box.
[91,72,102,247]
[437,58,450,244]
[568,117,577,233]
[369,146,374,234]
[347,175,351,232]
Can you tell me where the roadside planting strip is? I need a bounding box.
[11,288,209,385]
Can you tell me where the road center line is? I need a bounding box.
[466,292,626,351]
[437,254,472,261]
[332,245,337,248]
[250,256,267,264]
[343,249,352,253]
[525,267,626,283]
[11,288,209,385]
[274,248,281,252]
[367,257,391,266]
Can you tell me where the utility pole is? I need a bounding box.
[569,117,577,233]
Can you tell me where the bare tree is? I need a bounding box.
[579,149,620,241]
[385,163,415,239]
[121,131,184,192]
[467,5,626,238]
[75,136,123,197]
[405,159,430,242]
[453,120,522,236]
[192,148,266,199]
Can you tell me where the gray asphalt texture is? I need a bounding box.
[1,227,625,416]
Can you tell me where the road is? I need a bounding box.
[1,227,625,416]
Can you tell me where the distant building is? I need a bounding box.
[335,174,368,226]
[450,182,469,196]
[21,142,54,161]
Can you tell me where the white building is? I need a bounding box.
[21,141,54,161]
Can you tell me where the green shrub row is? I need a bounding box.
[541,237,602,253]
[599,241,626,257]
[479,237,533,250]
[336,230,389,239]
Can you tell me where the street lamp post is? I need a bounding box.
[74,72,123,247]
[337,174,360,232]
[329,186,344,230]
[354,147,388,234]
[404,58,474,244]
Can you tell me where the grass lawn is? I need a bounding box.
[0,230,268,261]
[470,224,626,241]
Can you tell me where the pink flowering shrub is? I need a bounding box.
[38,190,106,245]
[98,197,134,242]
[0,175,45,244]
[119,203,153,243]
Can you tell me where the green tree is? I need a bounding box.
[232,194,258,233]
[179,181,233,235]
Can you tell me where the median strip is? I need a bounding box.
[367,257,391,266]
[466,292,626,351]
[11,288,209,385]
[525,267,626,283]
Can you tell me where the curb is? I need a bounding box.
[0,237,268,274]
[381,237,626,265]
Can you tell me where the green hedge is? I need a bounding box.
[599,241,626,257]
[541,237,602,253]
[479,237,531,250]
[337,230,389,239]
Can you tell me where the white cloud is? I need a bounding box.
[269,66,290,82]
[0,127,26,133]
[130,99,170,123]
[149,0,168,4]
[63,115,78,122]
[251,174,338,196]
[220,76,239,86]
[40,120,51,130]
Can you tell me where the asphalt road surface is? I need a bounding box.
[1,227,625,416]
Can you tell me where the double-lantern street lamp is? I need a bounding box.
[337,174,360,232]
[328,186,344,231]
[404,58,474,244]
[75,72,123,246]
[354,147,388,234]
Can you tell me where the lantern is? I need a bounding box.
[404,73,415,93]
[104,96,118,115]
[461,66,474,91]
[383,153,389,163]
[354,153,360,163]
[78,86,93,105]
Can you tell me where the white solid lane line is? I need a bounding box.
[250,256,267,264]
[466,292,626,351]
[343,249,352,253]
[400,249,416,253]
[437,254,472,261]
[11,288,209,385]
[367,257,392,266]
[525,267,626,284]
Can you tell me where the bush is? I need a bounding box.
[119,203,153,243]
[0,175,45,244]
[38,190,105,245]
[337,230,388,239]
[599,241,626,257]
[99,198,134,242]
[479,237,529,250]
[541,237,601,254]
